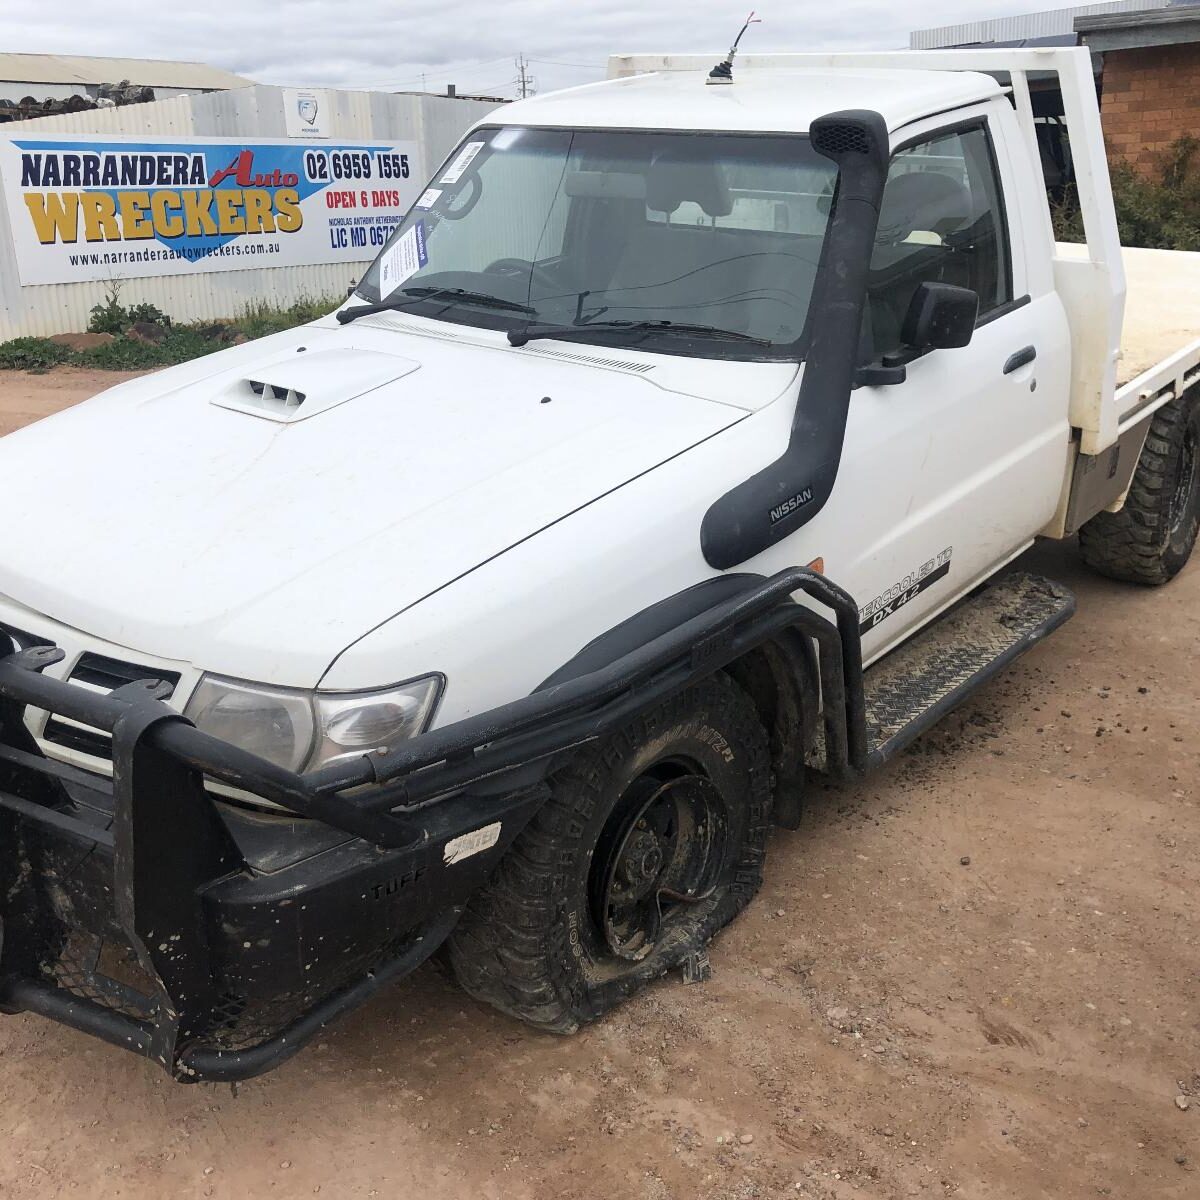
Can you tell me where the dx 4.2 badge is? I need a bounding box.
[859,548,953,634]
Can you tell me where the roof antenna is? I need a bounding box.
[707,11,762,85]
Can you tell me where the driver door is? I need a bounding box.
[824,104,1071,659]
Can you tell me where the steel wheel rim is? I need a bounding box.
[589,765,729,962]
[1168,419,1199,538]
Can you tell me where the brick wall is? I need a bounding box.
[1098,42,1200,177]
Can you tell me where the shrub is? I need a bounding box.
[74,327,222,370]
[234,296,339,339]
[3,293,340,372]
[1053,136,1200,251]
[0,337,72,371]
[88,296,171,335]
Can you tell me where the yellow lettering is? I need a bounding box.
[80,193,120,242]
[181,190,217,236]
[23,193,80,244]
[242,189,276,234]
[150,190,183,238]
[274,188,303,233]
[118,191,153,239]
[215,188,246,235]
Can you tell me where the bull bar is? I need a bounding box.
[0,567,866,1082]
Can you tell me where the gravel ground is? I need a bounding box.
[0,369,1195,1200]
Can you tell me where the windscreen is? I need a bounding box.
[354,126,839,359]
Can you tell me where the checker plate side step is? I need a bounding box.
[811,572,1075,773]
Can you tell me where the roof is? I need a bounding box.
[1076,4,1200,50]
[0,52,253,90]
[910,1,1171,49]
[498,68,1002,135]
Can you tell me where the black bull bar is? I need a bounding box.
[0,568,866,1082]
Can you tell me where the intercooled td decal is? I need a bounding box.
[0,135,422,286]
[859,548,953,635]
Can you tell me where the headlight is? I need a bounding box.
[186,677,315,772]
[312,683,439,768]
[185,674,441,773]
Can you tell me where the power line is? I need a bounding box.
[350,55,515,89]
[526,58,605,69]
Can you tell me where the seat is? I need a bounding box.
[644,145,734,219]
[867,170,975,355]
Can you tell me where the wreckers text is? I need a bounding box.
[18,149,304,244]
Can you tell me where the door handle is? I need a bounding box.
[1003,345,1037,374]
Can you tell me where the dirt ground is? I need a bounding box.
[0,369,1196,1200]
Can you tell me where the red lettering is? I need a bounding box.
[208,151,301,191]
[208,150,250,188]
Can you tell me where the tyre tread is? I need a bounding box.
[1078,391,1199,586]
[447,674,771,1033]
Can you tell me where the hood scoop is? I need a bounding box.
[211,347,420,424]
[247,378,306,412]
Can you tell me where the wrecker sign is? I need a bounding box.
[0,134,421,285]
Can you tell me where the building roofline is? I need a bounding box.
[1076,6,1200,51]
[0,51,254,89]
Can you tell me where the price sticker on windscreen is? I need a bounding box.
[440,140,484,184]
[378,220,428,298]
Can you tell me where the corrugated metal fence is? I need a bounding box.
[0,85,498,339]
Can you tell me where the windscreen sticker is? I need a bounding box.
[444,821,502,865]
[378,219,427,297]
[859,547,953,635]
[415,187,443,209]
[440,140,485,184]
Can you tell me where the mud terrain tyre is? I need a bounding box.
[447,673,772,1032]
[1079,390,1200,586]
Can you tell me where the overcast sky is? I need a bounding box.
[11,1,1078,98]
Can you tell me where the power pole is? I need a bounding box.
[515,55,535,99]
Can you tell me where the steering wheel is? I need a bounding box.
[484,258,561,294]
[441,174,481,220]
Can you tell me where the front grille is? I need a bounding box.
[43,652,180,761]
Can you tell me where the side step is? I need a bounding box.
[804,571,1076,780]
[857,571,1075,768]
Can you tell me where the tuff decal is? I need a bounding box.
[859,548,953,634]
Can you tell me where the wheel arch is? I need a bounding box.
[539,575,822,826]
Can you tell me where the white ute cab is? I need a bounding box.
[1,48,1198,1083]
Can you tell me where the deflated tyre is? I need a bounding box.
[447,673,772,1031]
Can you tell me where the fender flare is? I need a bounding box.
[538,574,828,824]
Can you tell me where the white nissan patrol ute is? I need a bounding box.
[1,48,1198,1083]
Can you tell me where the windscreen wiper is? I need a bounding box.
[508,319,771,348]
[338,287,536,325]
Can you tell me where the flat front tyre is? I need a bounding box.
[1079,390,1200,586]
[447,674,772,1032]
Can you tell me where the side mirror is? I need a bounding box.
[899,281,979,353]
[855,282,980,388]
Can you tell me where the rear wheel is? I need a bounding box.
[447,674,771,1032]
[1079,390,1200,586]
